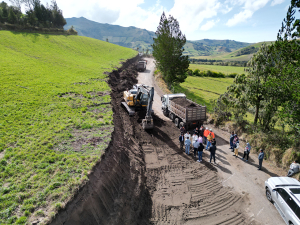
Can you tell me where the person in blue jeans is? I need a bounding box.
[197,143,204,162]
[185,137,191,155]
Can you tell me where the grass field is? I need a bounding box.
[0,31,136,224]
[189,64,246,75]
[174,76,234,112]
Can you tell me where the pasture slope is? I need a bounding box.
[0,31,136,224]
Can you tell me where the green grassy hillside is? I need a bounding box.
[174,76,234,111]
[0,31,136,224]
[191,41,274,61]
[184,39,252,57]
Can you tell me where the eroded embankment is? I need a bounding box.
[50,56,151,225]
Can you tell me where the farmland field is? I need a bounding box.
[0,31,136,224]
[174,76,234,112]
[189,64,246,74]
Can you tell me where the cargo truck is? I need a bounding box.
[161,93,206,130]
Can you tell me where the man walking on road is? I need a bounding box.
[185,137,191,155]
[209,144,217,164]
[179,133,184,151]
[197,142,204,162]
[258,149,264,170]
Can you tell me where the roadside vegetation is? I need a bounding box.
[0,30,136,224]
[210,0,300,172]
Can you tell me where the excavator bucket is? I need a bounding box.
[142,118,153,130]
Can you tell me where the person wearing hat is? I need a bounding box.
[258,149,264,170]
[203,127,209,145]
[210,129,215,139]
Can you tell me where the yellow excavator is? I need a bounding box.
[122,84,154,129]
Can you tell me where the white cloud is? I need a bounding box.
[226,0,270,27]
[201,19,220,31]
[168,0,221,35]
[271,0,285,6]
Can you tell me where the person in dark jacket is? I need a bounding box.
[179,133,184,150]
[180,126,186,134]
[194,127,199,136]
[258,149,264,170]
[197,143,204,162]
[199,125,204,137]
[211,138,216,146]
[229,131,234,149]
[209,145,217,164]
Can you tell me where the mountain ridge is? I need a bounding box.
[64,17,254,57]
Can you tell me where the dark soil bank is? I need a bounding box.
[50,55,152,225]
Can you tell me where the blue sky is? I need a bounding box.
[4,0,298,43]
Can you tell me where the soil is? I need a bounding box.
[50,57,285,225]
[172,97,198,108]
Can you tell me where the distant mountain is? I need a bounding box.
[65,17,155,51]
[65,17,253,57]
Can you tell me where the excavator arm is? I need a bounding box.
[141,86,154,130]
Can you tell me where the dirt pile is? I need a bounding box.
[172,97,198,108]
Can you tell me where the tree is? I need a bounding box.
[274,0,300,136]
[7,7,17,24]
[152,12,189,87]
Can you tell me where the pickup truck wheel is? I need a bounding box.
[266,188,273,203]
[174,118,180,128]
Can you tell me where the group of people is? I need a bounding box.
[229,131,265,170]
[179,126,217,164]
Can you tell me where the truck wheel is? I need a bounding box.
[169,113,175,121]
[174,118,180,128]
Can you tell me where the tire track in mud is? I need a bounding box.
[133,114,257,225]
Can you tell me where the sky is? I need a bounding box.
[3,0,298,43]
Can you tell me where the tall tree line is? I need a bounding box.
[0,0,66,28]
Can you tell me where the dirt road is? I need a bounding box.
[51,56,283,225]
[138,58,284,225]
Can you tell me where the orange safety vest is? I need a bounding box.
[211,132,215,138]
[204,129,209,137]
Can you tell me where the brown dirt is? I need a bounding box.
[50,56,260,225]
[172,97,198,108]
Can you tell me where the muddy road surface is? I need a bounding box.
[51,57,283,225]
